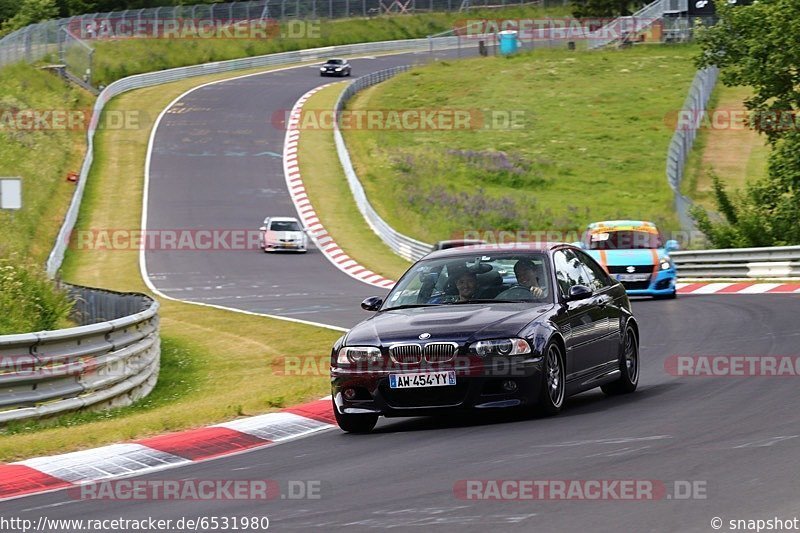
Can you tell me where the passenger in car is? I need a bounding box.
[448,270,479,302]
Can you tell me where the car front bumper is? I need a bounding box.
[331,357,544,417]
[624,269,677,296]
[263,242,306,252]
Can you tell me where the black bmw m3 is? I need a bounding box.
[330,243,640,433]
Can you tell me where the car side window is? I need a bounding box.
[553,250,588,297]
[574,250,612,291]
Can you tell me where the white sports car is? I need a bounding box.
[259,217,308,253]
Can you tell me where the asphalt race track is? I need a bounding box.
[3,295,800,531]
[4,49,800,532]
[143,50,471,329]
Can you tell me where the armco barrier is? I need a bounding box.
[333,66,435,262]
[45,37,463,278]
[0,285,159,424]
[672,246,800,279]
[42,30,797,279]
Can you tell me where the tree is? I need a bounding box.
[691,0,800,247]
[0,0,20,26]
[0,0,58,33]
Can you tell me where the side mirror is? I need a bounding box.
[665,239,680,252]
[259,226,267,232]
[567,284,593,301]
[361,296,383,311]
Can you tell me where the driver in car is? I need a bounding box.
[497,259,548,300]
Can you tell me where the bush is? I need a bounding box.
[690,133,800,248]
[693,0,800,247]
[0,257,73,334]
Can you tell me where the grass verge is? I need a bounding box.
[0,63,93,264]
[343,44,702,241]
[681,84,770,210]
[90,6,570,86]
[298,82,412,280]
[0,64,342,462]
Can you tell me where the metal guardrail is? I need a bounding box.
[36,23,792,280]
[0,0,271,84]
[666,66,719,232]
[0,0,567,82]
[0,286,160,424]
[45,37,465,278]
[587,0,665,49]
[333,66,435,262]
[672,246,800,279]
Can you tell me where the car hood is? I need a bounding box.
[345,303,554,346]
[585,248,665,266]
[266,230,304,240]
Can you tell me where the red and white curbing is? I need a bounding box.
[676,282,800,295]
[280,87,800,297]
[282,84,396,290]
[2,281,798,501]
[0,398,336,502]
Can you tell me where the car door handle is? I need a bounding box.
[595,296,611,308]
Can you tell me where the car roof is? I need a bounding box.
[325,58,345,62]
[422,242,573,260]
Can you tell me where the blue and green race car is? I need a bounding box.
[576,220,679,299]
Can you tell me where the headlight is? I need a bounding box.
[335,67,343,71]
[470,338,531,357]
[337,346,382,365]
[660,256,672,270]
[320,67,326,70]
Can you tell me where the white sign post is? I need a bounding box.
[0,178,22,210]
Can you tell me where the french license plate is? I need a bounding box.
[616,273,650,282]
[389,371,456,389]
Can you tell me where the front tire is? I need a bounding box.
[333,399,378,433]
[536,342,565,416]
[601,324,639,395]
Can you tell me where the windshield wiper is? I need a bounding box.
[381,304,440,311]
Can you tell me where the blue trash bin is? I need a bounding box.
[498,30,519,55]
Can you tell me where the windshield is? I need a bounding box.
[326,59,344,65]
[382,252,552,310]
[269,220,302,232]
[586,230,663,250]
